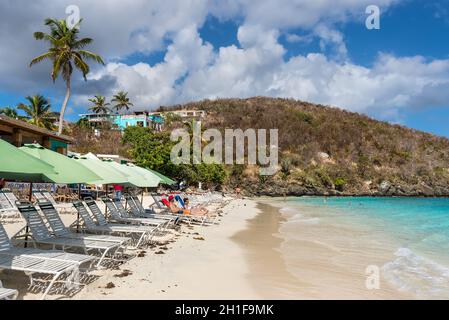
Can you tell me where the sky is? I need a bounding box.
[0,0,449,136]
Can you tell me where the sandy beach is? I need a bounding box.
[1,197,263,300]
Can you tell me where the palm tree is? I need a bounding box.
[17,95,55,130]
[88,95,111,114]
[0,106,19,118]
[111,91,134,113]
[30,18,105,135]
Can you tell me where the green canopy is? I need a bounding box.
[73,156,129,185]
[19,144,102,184]
[146,168,176,185]
[99,160,156,187]
[0,139,57,182]
[123,164,161,187]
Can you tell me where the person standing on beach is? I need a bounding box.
[235,186,241,199]
[0,178,5,191]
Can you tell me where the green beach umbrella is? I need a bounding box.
[73,155,129,185]
[146,168,176,185]
[20,144,101,184]
[0,139,57,182]
[103,160,159,188]
[123,164,161,187]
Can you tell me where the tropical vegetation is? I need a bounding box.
[30,18,104,135]
[16,95,56,130]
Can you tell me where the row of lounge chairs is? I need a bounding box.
[0,190,224,299]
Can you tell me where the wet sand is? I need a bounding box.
[232,200,414,299]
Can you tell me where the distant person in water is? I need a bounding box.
[183,198,209,216]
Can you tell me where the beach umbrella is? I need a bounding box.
[101,160,160,188]
[20,144,101,184]
[73,156,129,185]
[0,139,57,182]
[146,168,176,185]
[124,164,161,188]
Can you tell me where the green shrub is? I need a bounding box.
[334,177,346,191]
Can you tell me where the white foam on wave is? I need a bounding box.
[382,247,449,298]
[279,207,301,216]
[278,207,320,225]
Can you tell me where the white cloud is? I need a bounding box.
[1,0,448,125]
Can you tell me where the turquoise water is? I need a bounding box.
[282,197,449,298]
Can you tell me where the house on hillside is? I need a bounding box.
[79,109,206,132]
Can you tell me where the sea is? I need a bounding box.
[272,197,449,299]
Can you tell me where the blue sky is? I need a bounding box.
[1,0,449,137]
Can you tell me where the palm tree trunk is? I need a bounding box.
[58,79,71,135]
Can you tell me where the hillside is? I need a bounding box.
[162,97,449,196]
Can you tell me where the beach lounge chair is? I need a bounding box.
[0,192,14,209]
[0,254,79,300]
[3,191,19,205]
[38,191,73,213]
[37,201,131,247]
[126,195,175,222]
[150,193,169,212]
[74,201,157,248]
[1,222,95,269]
[102,198,168,228]
[15,203,122,268]
[162,198,218,226]
[0,281,18,300]
[0,223,82,299]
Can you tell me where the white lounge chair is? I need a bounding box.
[103,198,169,229]
[15,203,123,268]
[75,201,158,248]
[1,222,95,270]
[0,281,18,300]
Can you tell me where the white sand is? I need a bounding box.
[1,197,262,300]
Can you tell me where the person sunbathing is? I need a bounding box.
[183,198,209,216]
[168,195,190,215]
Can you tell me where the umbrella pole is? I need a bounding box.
[25,182,33,248]
[28,182,33,202]
[76,184,81,233]
[105,184,108,219]
[141,189,144,205]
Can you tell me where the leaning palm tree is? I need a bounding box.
[111,91,134,113]
[17,95,55,130]
[88,95,111,114]
[30,18,105,135]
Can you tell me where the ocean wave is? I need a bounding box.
[290,217,320,225]
[279,207,301,216]
[382,247,449,298]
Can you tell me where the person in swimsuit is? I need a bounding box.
[183,198,209,216]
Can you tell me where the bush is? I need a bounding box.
[334,178,346,191]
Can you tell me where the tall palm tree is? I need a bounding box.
[111,91,134,113]
[88,95,111,114]
[17,95,55,130]
[0,106,19,118]
[30,18,105,135]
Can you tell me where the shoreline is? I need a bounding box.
[2,195,441,299]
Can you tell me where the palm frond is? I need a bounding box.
[29,52,54,67]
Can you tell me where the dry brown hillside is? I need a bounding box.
[162,97,449,196]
